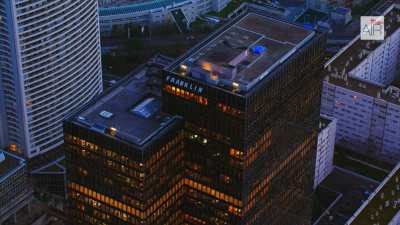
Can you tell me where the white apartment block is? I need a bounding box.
[389,212,400,225]
[349,27,400,86]
[314,115,337,189]
[98,0,230,32]
[321,4,400,164]
[0,0,103,158]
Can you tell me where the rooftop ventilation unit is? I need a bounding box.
[131,97,161,118]
[99,110,114,119]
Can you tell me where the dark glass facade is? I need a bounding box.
[65,7,326,225]
[162,14,326,225]
[0,151,33,224]
[65,119,185,225]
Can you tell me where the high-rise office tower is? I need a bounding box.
[65,6,326,225]
[65,62,185,225]
[163,5,326,225]
[0,0,103,158]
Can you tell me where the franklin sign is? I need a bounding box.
[165,75,204,95]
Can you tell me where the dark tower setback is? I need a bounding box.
[64,66,185,225]
[162,7,326,225]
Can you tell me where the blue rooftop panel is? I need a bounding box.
[131,97,161,118]
[251,45,267,54]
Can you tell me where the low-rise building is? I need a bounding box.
[345,163,400,225]
[0,150,33,224]
[99,0,230,33]
[31,157,66,199]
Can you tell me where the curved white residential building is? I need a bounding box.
[0,0,103,158]
[98,0,231,32]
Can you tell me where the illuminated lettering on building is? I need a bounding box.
[165,75,204,95]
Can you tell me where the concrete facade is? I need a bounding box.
[314,115,337,189]
[321,4,400,164]
[0,0,103,158]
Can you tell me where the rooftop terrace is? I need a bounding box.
[326,5,400,76]
[72,57,180,149]
[169,12,315,94]
[345,163,400,225]
[325,73,400,105]
[325,4,400,104]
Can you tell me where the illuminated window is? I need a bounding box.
[229,148,243,159]
[8,144,18,152]
[217,103,243,118]
[164,85,208,106]
[78,168,88,176]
